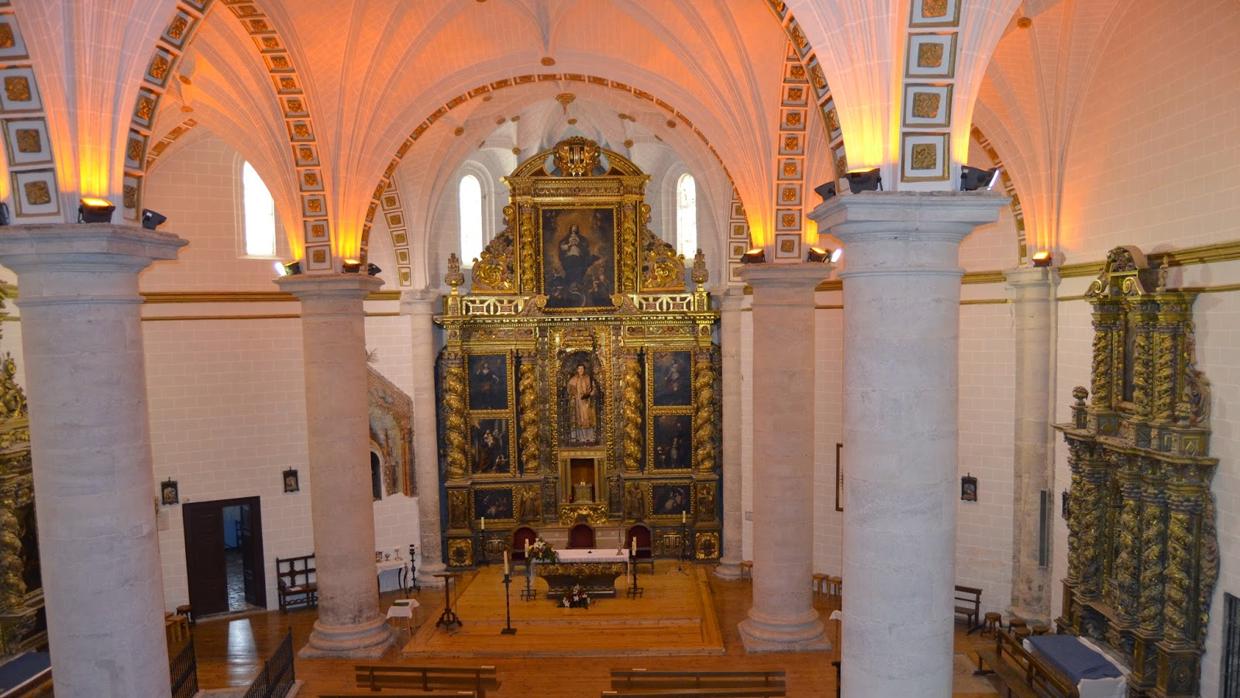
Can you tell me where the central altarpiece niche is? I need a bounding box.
[435,138,721,569]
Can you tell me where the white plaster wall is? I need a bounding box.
[956,300,1016,617]
[812,299,843,577]
[1048,1,1240,692]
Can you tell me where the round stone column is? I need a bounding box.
[737,262,831,653]
[403,289,445,587]
[714,287,745,580]
[276,273,392,657]
[812,191,1004,698]
[0,224,185,697]
[1005,266,1058,621]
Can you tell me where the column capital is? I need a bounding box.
[809,191,1007,244]
[739,262,832,292]
[275,272,383,302]
[0,223,186,274]
[1004,266,1060,291]
[400,287,439,315]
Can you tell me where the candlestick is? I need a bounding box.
[481,516,486,530]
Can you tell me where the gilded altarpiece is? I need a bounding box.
[1056,246,1217,698]
[435,139,721,568]
[0,290,43,659]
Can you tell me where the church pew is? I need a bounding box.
[324,693,476,698]
[972,630,1079,698]
[354,664,498,696]
[602,688,786,698]
[609,668,786,694]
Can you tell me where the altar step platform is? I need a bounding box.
[403,561,724,658]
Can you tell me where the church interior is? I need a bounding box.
[0,0,1237,696]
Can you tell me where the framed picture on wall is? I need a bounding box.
[835,443,843,512]
[283,468,300,493]
[161,478,179,506]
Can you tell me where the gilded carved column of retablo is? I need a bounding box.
[0,487,24,612]
[1090,306,1120,408]
[619,203,638,292]
[518,206,537,294]
[1075,451,1109,602]
[1137,458,1167,635]
[621,350,642,473]
[518,352,540,475]
[442,354,468,481]
[692,350,716,474]
[1112,462,1143,624]
[1161,484,1198,645]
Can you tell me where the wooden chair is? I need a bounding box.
[954,584,982,631]
[568,523,596,549]
[982,611,1002,637]
[626,524,655,572]
[511,527,537,569]
[826,575,842,597]
[812,573,828,596]
[276,554,318,612]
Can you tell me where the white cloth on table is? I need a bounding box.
[386,598,419,630]
[1023,635,1128,698]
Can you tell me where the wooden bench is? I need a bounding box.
[973,630,1080,698]
[603,689,785,697]
[324,693,476,698]
[354,664,499,697]
[609,669,786,696]
[954,584,982,630]
[276,554,318,612]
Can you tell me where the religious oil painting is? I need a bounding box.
[473,487,514,521]
[652,414,692,470]
[652,351,692,406]
[470,417,512,474]
[651,483,691,518]
[467,354,508,410]
[559,351,602,447]
[540,206,617,309]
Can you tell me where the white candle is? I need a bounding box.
[681,510,686,524]
[524,540,531,556]
[481,516,486,530]
[631,537,637,555]
[504,550,510,576]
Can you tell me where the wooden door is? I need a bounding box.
[238,500,267,608]
[182,502,227,616]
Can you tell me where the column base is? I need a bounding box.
[713,559,744,580]
[416,561,448,588]
[1008,604,1051,625]
[299,615,393,658]
[738,608,831,653]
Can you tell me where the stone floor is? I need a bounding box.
[191,560,1002,697]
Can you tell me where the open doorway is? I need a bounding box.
[182,496,267,617]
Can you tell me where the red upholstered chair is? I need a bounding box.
[626,524,655,572]
[512,527,538,569]
[568,523,595,549]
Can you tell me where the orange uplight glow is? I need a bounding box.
[1031,250,1052,267]
[79,196,111,207]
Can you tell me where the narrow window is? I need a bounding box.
[459,173,483,266]
[675,173,697,258]
[242,161,277,257]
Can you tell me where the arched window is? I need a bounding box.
[675,173,697,258]
[459,173,483,266]
[241,161,277,257]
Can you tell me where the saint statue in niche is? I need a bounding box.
[560,352,602,446]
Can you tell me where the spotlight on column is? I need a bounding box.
[846,168,882,194]
[279,260,303,276]
[0,202,9,226]
[960,166,1001,192]
[806,246,833,263]
[77,197,116,223]
[813,181,837,202]
[140,208,167,230]
[740,248,766,264]
[342,258,363,273]
[1031,250,1053,268]
[366,263,382,276]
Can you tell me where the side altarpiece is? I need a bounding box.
[1056,246,1218,698]
[435,138,721,568]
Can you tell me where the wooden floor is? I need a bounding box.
[192,561,1001,697]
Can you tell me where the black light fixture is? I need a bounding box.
[77,197,115,223]
[813,181,837,202]
[0,202,9,226]
[960,166,1000,192]
[366,263,382,276]
[342,259,363,273]
[846,168,883,194]
[140,208,167,230]
[1031,250,1053,268]
[739,247,766,264]
[806,246,833,263]
[277,260,302,276]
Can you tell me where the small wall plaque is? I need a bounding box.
[960,474,977,502]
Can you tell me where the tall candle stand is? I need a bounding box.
[500,571,517,635]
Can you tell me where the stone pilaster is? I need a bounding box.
[403,290,446,586]
[714,287,745,580]
[1004,267,1058,621]
[811,191,1004,698]
[0,224,185,697]
[277,273,392,657]
[737,264,831,653]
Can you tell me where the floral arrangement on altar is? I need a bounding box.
[527,537,558,563]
